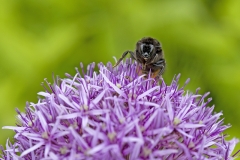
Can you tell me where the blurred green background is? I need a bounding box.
[1,0,240,154]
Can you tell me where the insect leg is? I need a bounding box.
[147,54,159,65]
[153,59,166,76]
[128,51,137,60]
[113,50,134,68]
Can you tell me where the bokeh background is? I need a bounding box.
[1,0,240,154]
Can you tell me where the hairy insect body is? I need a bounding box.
[113,37,166,78]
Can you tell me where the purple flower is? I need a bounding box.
[1,58,239,159]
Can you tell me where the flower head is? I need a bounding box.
[1,59,239,159]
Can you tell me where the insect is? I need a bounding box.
[113,37,166,78]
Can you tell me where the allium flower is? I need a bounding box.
[1,58,239,160]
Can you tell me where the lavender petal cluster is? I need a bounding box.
[1,59,239,160]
